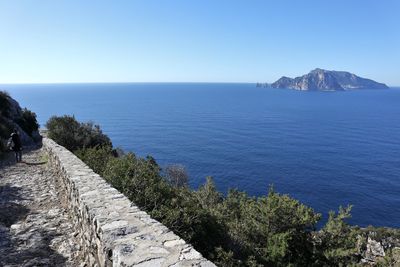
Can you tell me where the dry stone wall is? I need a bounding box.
[43,137,215,267]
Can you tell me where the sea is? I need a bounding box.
[2,83,400,228]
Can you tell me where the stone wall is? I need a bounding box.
[42,137,215,267]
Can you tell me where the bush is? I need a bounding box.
[46,115,111,151]
[0,116,13,140]
[213,188,321,266]
[164,164,189,188]
[195,176,223,210]
[377,249,400,267]
[0,139,6,156]
[0,91,10,117]
[16,108,39,137]
[0,93,14,154]
[314,205,360,265]
[75,145,115,175]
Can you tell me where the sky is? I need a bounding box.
[0,0,399,85]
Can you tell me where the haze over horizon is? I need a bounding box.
[0,0,399,85]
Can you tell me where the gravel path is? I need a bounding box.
[0,148,81,267]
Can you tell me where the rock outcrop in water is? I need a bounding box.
[271,69,389,91]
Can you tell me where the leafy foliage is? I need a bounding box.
[0,116,13,156]
[0,91,12,155]
[314,205,360,266]
[376,249,400,267]
[75,145,115,175]
[46,115,111,151]
[212,188,321,266]
[0,91,10,117]
[16,108,39,137]
[0,116,13,139]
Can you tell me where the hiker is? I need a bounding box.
[10,129,22,163]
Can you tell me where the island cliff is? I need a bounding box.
[271,69,389,91]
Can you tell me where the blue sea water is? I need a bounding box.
[3,83,400,228]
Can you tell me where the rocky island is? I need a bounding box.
[271,68,389,91]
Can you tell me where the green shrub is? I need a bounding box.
[195,176,223,211]
[0,109,13,154]
[153,187,227,257]
[377,249,400,267]
[16,108,39,137]
[363,226,400,241]
[0,139,6,156]
[0,91,10,117]
[103,153,172,211]
[214,188,321,266]
[0,116,13,139]
[75,145,114,175]
[46,115,111,151]
[315,205,360,266]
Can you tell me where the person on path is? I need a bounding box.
[10,129,22,163]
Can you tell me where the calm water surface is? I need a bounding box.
[3,83,400,227]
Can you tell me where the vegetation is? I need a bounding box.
[0,91,10,117]
[0,91,39,155]
[314,206,360,266]
[164,164,189,188]
[46,115,111,151]
[0,116,13,140]
[46,115,399,266]
[16,108,39,137]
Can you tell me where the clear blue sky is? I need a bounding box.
[0,0,399,85]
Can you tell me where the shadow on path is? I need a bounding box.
[2,228,68,266]
[0,168,67,265]
[24,161,47,166]
[0,184,30,227]
[0,144,43,170]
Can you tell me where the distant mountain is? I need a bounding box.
[271,69,389,91]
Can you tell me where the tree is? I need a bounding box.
[164,164,189,188]
[316,205,359,266]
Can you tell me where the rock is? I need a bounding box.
[164,239,186,247]
[366,236,385,259]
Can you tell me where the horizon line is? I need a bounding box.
[0,81,258,85]
[1,81,399,87]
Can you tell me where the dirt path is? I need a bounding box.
[0,148,81,267]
